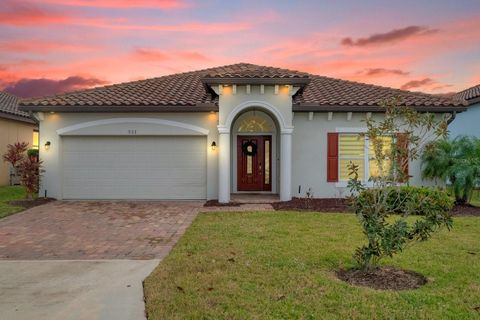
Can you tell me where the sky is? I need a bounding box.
[1,0,480,98]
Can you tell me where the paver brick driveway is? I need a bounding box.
[0,201,202,260]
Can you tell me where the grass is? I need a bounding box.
[0,185,26,218]
[144,211,480,320]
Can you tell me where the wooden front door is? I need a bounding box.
[237,135,272,191]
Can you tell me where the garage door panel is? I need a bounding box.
[62,136,207,200]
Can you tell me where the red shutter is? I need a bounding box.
[396,133,409,182]
[327,133,339,182]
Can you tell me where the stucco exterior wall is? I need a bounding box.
[0,118,37,186]
[291,112,440,198]
[448,103,480,138]
[217,85,296,128]
[215,84,297,201]
[37,94,446,200]
[38,112,218,199]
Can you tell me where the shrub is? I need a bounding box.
[347,98,453,270]
[350,186,453,269]
[422,136,480,204]
[2,142,43,199]
[18,157,42,199]
[358,186,453,216]
[2,142,28,171]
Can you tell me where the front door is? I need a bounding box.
[237,135,272,191]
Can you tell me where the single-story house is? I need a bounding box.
[0,91,38,186]
[19,63,466,202]
[449,84,480,138]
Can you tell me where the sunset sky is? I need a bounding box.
[1,0,479,98]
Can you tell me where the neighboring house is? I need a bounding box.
[449,84,480,138]
[19,63,466,202]
[0,91,38,186]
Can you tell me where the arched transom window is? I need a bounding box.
[237,114,273,133]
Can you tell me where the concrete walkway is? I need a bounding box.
[0,260,159,320]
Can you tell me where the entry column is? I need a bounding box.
[280,130,293,201]
[218,127,230,203]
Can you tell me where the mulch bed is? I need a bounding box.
[204,200,242,207]
[8,198,55,209]
[273,197,480,216]
[450,204,480,216]
[336,266,428,290]
[272,198,351,212]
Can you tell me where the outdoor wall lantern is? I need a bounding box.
[211,141,216,151]
[44,141,51,150]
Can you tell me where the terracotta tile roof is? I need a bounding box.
[21,67,218,108]
[455,84,480,102]
[19,63,465,112]
[294,75,463,110]
[0,91,36,123]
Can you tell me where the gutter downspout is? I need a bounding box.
[447,111,456,125]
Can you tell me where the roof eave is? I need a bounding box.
[466,96,480,105]
[293,103,468,113]
[0,111,38,124]
[18,103,219,113]
[202,77,311,86]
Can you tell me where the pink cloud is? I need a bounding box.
[133,48,210,62]
[357,68,410,77]
[400,78,452,91]
[175,51,210,61]
[0,39,97,53]
[341,26,438,46]
[92,21,251,33]
[134,49,170,62]
[39,0,189,9]
[0,1,70,26]
[2,76,108,98]
[0,69,20,89]
[0,1,247,34]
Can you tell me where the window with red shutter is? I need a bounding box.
[327,133,339,182]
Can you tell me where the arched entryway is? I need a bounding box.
[231,110,279,194]
[217,101,293,203]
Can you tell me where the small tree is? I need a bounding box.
[2,142,29,184]
[18,156,43,199]
[348,98,453,270]
[2,142,42,199]
[422,136,480,204]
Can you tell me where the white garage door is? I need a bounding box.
[61,136,207,200]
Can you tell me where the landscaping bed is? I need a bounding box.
[451,203,480,216]
[272,197,350,212]
[273,197,480,216]
[336,266,427,290]
[144,211,480,319]
[8,197,55,209]
[0,186,53,219]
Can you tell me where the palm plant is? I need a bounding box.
[422,136,480,204]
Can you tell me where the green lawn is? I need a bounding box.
[144,211,480,320]
[0,186,26,219]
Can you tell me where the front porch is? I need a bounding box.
[230,193,280,204]
[216,100,294,203]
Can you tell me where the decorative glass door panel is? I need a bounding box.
[237,135,271,191]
